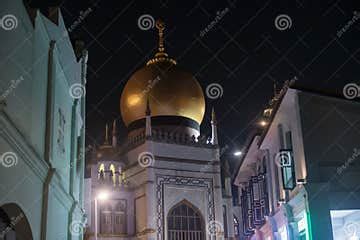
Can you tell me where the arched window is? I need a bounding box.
[167,201,204,240]
[109,164,116,186]
[98,164,105,180]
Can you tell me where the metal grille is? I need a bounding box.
[167,203,204,240]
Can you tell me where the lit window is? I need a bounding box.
[110,164,116,185]
[98,164,105,180]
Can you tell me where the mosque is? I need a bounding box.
[84,20,237,240]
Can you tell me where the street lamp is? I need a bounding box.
[259,120,268,127]
[233,151,242,156]
[95,191,109,240]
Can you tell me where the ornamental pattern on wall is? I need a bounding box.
[155,175,215,240]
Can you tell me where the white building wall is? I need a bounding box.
[0,0,87,239]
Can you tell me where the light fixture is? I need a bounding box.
[234,151,242,156]
[297,179,307,184]
[259,120,267,127]
[97,191,109,200]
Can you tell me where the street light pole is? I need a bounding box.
[95,197,98,240]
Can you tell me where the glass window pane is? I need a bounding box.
[167,203,204,239]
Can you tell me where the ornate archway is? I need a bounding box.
[0,203,33,240]
[167,200,205,240]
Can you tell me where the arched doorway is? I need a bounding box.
[167,200,205,240]
[0,203,33,240]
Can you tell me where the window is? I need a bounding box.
[105,214,111,224]
[100,204,112,234]
[110,164,116,186]
[115,215,121,224]
[167,201,204,240]
[114,200,127,234]
[98,164,105,180]
[278,149,296,190]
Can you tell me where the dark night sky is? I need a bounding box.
[61,0,360,159]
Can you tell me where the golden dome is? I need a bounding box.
[120,20,205,127]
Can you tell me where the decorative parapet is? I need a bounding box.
[123,129,217,151]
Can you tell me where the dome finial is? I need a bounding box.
[146,19,177,66]
[156,19,165,54]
